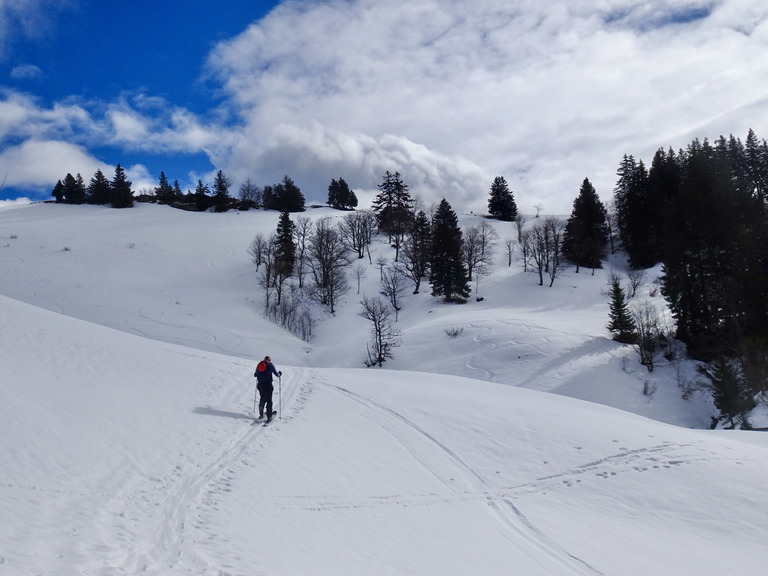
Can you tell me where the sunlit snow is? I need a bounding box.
[2,203,766,575]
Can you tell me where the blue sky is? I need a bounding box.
[1,0,768,213]
[0,0,278,201]
[12,1,274,109]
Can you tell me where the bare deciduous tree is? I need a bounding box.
[544,216,565,287]
[239,178,261,206]
[626,269,646,298]
[527,216,564,287]
[504,238,515,267]
[293,216,312,288]
[519,229,532,272]
[380,264,407,320]
[307,218,350,314]
[463,221,498,294]
[376,255,388,281]
[514,213,528,243]
[632,300,661,372]
[340,210,376,260]
[248,233,269,271]
[359,295,401,367]
[353,263,367,294]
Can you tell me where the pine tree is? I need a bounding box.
[110,164,133,208]
[51,180,64,202]
[262,185,275,210]
[607,275,636,343]
[212,170,232,212]
[562,177,608,271]
[328,177,358,210]
[275,211,296,277]
[487,176,518,221]
[86,169,111,205]
[372,171,414,261]
[273,175,305,212]
[401,210,432,294]
[155,171,175,204]
[614,155,653,267]
[701,357,755,429]
[62,173,85,204]
[429,199,470,303]
[193,179,211,211]
[172,180,183,201]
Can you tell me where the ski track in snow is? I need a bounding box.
[77,371,311,575]
[317,376,606,576]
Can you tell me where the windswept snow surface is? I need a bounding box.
[2,203,768,575]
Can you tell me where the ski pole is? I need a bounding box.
[253,383,258,416]
[279,375,282,420]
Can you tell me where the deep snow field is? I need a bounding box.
[2,202,767,576]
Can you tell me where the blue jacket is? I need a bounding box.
[255,360,280,386]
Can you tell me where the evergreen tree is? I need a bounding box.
[614,154,653,268]
[155,171,175,203]
[172,180,183,201]
[62,173,85,204]
[275,211,296,277]
[562,178,608,271]
[212,169,232,212]
[262,185,275,210]
[75,173,86,204]
[266,211,297,306]
[487,176,518,221]
[644,147,680,262]
[661,138,743,358]
[607,275,636,343]
[193,179,211,211]
[51,179,64,202]
[701,357,755,429]
[110,164,133,208]
[87,169,111,205]
[328,177,358,210]
[429,199,470,303]
[273,175,305,212]
[744,128,768,202]
[372,171,414,261]
[401,210,432,294]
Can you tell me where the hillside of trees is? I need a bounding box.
[47,129,768,428]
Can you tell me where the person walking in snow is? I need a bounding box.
[255,355,281,422]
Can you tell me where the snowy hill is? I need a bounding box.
[2,202,768,575]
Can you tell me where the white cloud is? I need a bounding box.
[105,95,230,155]
[0,139,105,189]
[3,0,768,212]
[206,0,768,213]
[0,90,224,197]
[0,89,94,142]
[125,163,154,194]
[0,196,32,208]
[10,63,42,79]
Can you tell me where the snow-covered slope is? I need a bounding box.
[2,203,767,575]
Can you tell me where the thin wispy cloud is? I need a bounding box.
[0,0,72,59]
[10,63,42,79]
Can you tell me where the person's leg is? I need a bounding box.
[265,385,274,420]
[258,385,266,418]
